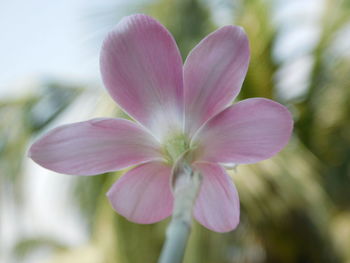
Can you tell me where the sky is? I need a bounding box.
[0,0,120,98]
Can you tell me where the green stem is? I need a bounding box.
[158,161,202,263]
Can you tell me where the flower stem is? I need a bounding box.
[158,162,202,263]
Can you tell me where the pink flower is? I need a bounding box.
[29,14,293,232]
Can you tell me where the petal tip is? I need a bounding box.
[196,212,240,233]
[106,188,113,198]
[27,146,33,159]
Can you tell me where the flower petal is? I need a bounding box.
[193,162,240,232]
[29,118,163,175]
[107,161,173,224]
[100,14,184,140]
[184,25,250,136]
[192,98,293,164]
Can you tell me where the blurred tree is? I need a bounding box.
[0,82,81,262]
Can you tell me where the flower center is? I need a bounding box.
[163,133,190,163]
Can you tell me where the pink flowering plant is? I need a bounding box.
[29,13,292,246]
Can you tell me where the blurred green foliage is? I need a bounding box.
[2,0,350,262]
[0,82,81,184]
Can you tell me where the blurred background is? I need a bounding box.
[1,0,350,262]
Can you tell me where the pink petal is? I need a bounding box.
[192,98,293,164]
[184,25,250,136]
[193,162,240,232]
[100,14,184,140]
[29,118,163,175]
[107,162,173,224]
